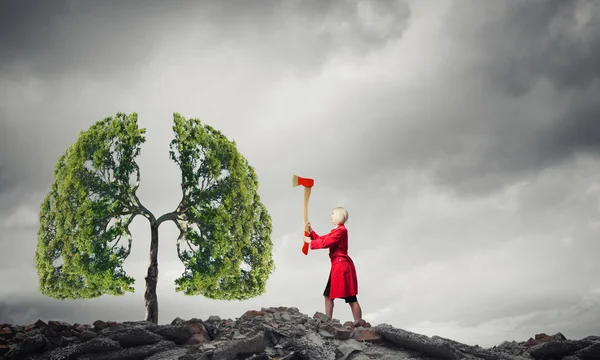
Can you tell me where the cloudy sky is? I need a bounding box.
[1,0,600,348]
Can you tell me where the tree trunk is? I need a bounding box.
[144,222,159,324]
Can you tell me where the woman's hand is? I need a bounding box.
[303,236,312,244]
[306,221,312,233]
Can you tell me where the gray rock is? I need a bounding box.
[575,342,600,359]
[200,342,217,357]
[2,307,599,360]
[58,336,78,347]
[305,331,326,348]
[145,324,194,345]
[491,340,529,358]
[580,336,600,342]
[171,317,185,325]
[120,320,154,327]
[245,354,270,360]
[145,346,207,360]
[30,337,122,360]
[77,339,176,360]
[348,355,370,360]
[47,321,72,333]
[527,340,588,359]
[362,340,444,360]
[13,332,27,342]
[432,335,527,360]
[336,338,365,360]
[375,324,465,360]
[4,334,47,359]
[319,330,335,339]
[287,332,337,360]
[313,312,331,322]
[80,330,98,341]
[34,320,48,329]
[212,332,266,360]
[104,327,163,347]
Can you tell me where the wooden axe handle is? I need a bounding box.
[302,186,311,255]
[303,186,311,232]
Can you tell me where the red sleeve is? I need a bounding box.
[310,228,344,250]
[309,230,320,239]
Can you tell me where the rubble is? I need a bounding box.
[488,332,600,360]
[0,307,597,360]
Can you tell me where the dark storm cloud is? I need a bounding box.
[463,0,600,166]
[0,115,13,195]
[0,295,141,325]
[0,106,75,203]
[0,114,33,198]
[540,89,600,162]
[0,0,412,197]
[0,297,78,324]
[478,0,600,96]
[0,0,411,79]
[462,0,600,188]
[306,0,600,195]
[0,0,149,80]
[0,168,10,195]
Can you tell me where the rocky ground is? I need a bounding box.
[0,306,598,360]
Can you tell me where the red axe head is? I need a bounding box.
[292,174,314,187]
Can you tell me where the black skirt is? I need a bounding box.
[323,273,357,303]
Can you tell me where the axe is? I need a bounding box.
[292,174,314,255]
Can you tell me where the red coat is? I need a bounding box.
[309,224,358,299]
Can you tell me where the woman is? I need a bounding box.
[304,207,363,323]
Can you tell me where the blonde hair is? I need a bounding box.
[332,207,348,225]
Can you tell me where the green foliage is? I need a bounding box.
[34,111,274,305]
[34,113,146,299]
[169,113,275,299]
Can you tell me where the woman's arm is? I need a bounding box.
[307,222,318,239]
[310,228,344,250]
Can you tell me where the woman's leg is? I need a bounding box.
[324,296,334,318]
[349,301,362,321]
[323,273,334,318]
[345,296,362,321]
